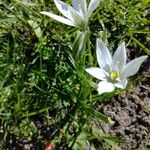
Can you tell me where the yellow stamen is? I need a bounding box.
[110,71,119,81]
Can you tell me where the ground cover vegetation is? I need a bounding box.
[0,0,150,149]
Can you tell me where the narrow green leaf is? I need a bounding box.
[82,104,109,122]
[28,20,42,39]
[131,36,150,55]
[23,106,51,117]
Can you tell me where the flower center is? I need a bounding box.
[110,71,120,81]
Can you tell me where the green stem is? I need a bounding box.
[87,30,93,66]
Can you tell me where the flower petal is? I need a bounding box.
[54,0,71,19]
[114,79,127,89]
[97,81,115,95]
[112,42,126,71]
[96,39,112,69]
[72,0,87,12]
[85,67,107,80]
[87,0,100,17]
[40,11,75,26]
[122,56,148,78]
[69,6,86,29]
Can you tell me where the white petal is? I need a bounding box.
[114,79,127,89]
[97,81,115,95]
[122,56,148,78]
[85,67,107,80]
[69,7,86,29]
[96,39,112,69]
[54,0,71,19]
[112,42,126,71]
[40,12,75,26]
[72,0,87,12]
[87,0,100,17]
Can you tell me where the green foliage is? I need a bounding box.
[0,0,149,149]
[91,0,150,54]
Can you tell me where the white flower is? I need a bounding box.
[40,0,100,30]
[86,39,148,95]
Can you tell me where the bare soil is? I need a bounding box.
[100,58,150,150]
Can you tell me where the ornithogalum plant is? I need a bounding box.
[40,0,100,30]
[86,39,148,95]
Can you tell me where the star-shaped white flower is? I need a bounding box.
[86,39,148,95]
[40,0,100,30]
